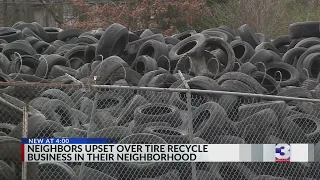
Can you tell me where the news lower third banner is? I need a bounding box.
[21,138,316,162]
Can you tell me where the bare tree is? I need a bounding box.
[38,0,64,26]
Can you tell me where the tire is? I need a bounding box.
[0,136,20,164]
[131,122,171,134]
[255,32,271,43]
[201,30,234,43]
[0,27,22,42]
[32,40,50,54]
[35,54,67,78]
[218,25,236,36]
[256,62,300,87]
[168,33,206,68]
[255,42,281,55]
[41,99,76,127]
[128,31,140,42]
[165,36,180,45]
[90,56,129,84]
[21,27,42,40]
[9,116,64,139]
[214,135,246,144]
[52,40,66,49]
[67,57,85,70]
[126,34,165,55]
[289,21,320,39]
[117,133,169,179]
[40,89,74,107]
[0,72,14,94]
[57,28,84,41]
[74,165,116,180]
[37,162,77,180]
[172,30,197,40]
[0,160,16,180]
[138,69,168,87]
[221,80,256,93]
[88,126,132,142]
[2,40,37,58]
[238,62,258,75]
[277,86,312,101]
[271,35,291,50]
[134,103,181,128]
[296,45,320,81]
[7,55,39,74]
[131,55,158,75]
[74,35,99,44]
[96,23,129,58]
[196,37,235,76]
[238,100,287,120]
[230,40,255,63]
[136,40,168,62]
[0,123,15,135]
[218,72,268,94]
[117,94,149,126]
[147,73,178,88]
[0,53,10,73]
[282,47,307,66]
[75,63,91,79]
[55,44,78,56]
[25,36,40,45]
[238,24,260,48]
[218,95,240,122]
[302,79,319,90]
[42,45,57,55]
[31,22,49,42]
[53,126,87,138]
[29,97,51,111]
[282,114,320,143]
[302,53,320,79]
[140,29,154,38]
[249,49,280,65]
[44,27,62,43]
[143,126,188,144]
[48,65,77,79]
[294,37,320,48]
[64,45,86,61]
[250,71,280,95]
[193,102,236,143]
[84,44,97,63]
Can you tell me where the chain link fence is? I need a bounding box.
[0,81,320,180]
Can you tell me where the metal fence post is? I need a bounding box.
[178,71,197,180]
[22,103,29,180]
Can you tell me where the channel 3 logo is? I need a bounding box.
[275,144,290,162]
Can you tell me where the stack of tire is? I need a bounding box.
[0,21,320,180]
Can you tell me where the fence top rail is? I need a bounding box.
[1,82,320,103]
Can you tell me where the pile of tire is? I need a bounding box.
[1,21,320,180]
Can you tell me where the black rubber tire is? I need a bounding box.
[90,55,129,84]
[96,23,128,58]
[277,86,312,99]
[41,99,76,127]
[143,126,188,144]
[147,73,178,88]
[238,62,258,75]
[131,55,158,75]
[134,103,181,128]
[218,25,236,36]
[0,136,20,167]
[29,97,51,111]
[35,54,67,78]
[169,76,223,110]
[32,40,50,54]
[44,27,62,43]
[75,35,99,44]
[201,29,234,43]
[9,115,64,139]
[165,36,180,45]
[250,71,280,95]
[289,21,320,39]
[48,65,77,79]
[55,44,79,56]
[0,53,10,73]
[117,133,169,179]
[282,114,320,143]
[42,45,57,55]
[172,30,197,41]
[74,165,117,180]
[193,102,236,143]
[196,37,236,76]
[0,27,22,42]
[214,135,246,144]
[131,122,171,134]
[126,34,165,55]
[37,162,77,180]
[2,40,37,58]
[230,40,255,63]
[40,88,73,107]
[249,49,280,65]
[271,35,291,50]
[57,28,84,41]
[282,47,307,66]
[302,53,320,79]
[255,42,281,55]
[106,67,142,86]
[302,79,319,90]
[255,32,271,43]
[168,33,206,67]
[296,45,320,81]
[256,62,300,87]
[294,37,320,48]
[0,71,14,94]
[31,22,49,42]
[75,63,91,79]
[7,55,39,75]
[221,79,256,93]
[136,39,168,62]
[52,40,67,49]
[84,44,97,63]
[138,69,168,87]
[0,123,15,135]
[88,126,131,142]
[128,31,140,42]
[140,29,154,38]
[117,94,149,126]
[64,45,86,61]
[218,72,267,94]
[0,160,16,180]
[21,27,42,40]
[25,36,40,45]
[238,24,260,48]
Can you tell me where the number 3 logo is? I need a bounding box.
[275,144,290,160]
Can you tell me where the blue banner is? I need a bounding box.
[21,138,117,144]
